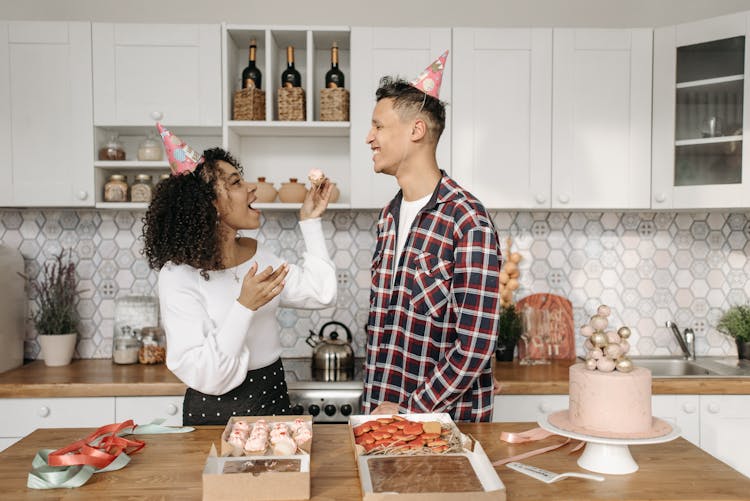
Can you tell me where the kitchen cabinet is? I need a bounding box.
[452,28,552,209]
[492,394,569,422]
[222,25,351,209]
[552,28,653,209]
[0,21,94,207]
[115,396,183,426]
[350,27,452,209]
[0,397,114,451]
[651,394,700,446]
[700,395,750,478]
[652,11,750,209]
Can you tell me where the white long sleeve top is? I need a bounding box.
[158,218,337,395]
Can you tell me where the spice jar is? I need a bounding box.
[98,132,126,161]
[139,326,166,364]
[112,326,140,365]
[130,174,153,203]
[277,178,307,203]
[137,133,163,161]
[104,174,129,202]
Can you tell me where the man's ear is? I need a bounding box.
[410,118,428,141]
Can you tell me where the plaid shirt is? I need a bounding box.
[363,172,502,422]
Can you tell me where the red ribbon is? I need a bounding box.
[47,420,146,469]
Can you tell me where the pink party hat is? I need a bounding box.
[409,50,449,99]
[156,122,203,175]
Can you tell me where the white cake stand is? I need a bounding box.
[538,414,681,475]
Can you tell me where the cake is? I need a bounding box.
[307,168,325,186]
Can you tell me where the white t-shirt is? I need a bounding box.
[157,218,336,396]
[396,193,432,265]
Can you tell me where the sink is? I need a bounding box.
[630,357,750,378]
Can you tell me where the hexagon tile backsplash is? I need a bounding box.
[1,209,748,361]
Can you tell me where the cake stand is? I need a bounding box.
[538,414,681,475]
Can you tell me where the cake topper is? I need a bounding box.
[581,304,633,372]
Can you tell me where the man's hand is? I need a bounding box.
[493,377,504,395]
[371,402,400,415]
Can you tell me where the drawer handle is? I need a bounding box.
[707,402,720,414]
[557,194,570,204]
[654,192,666,203]
[538,403,552,413]
[535,193,547,204]
[682,402,696,414]
[37,406,50,418]
[166,403,178,416]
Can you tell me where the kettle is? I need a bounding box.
[306,321,354,379]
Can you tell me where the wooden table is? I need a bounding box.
[1,422,749,500]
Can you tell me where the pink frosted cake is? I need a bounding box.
[548,363,671,439]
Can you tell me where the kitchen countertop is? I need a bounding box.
[2,422,749,500]
[0,358,749,399]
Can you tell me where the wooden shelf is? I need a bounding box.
[675,135,743,146]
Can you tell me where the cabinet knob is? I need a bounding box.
[707,402,720,414]
[682,402,696,414]
[37,406,50,418]
[557,194,570,204]
[538,402,552,413]
[535,193,547,204]
[150,111,163,121]
[655,193,666,203]
[166,403,178,416]
[77,191,88,201]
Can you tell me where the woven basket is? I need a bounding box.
[278,87,306,121]
[233,88,266,121]
[320,88,350,121]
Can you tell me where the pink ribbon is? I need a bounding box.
[492,427,584,466]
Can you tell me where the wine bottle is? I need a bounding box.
[281,45,302,88]
[241,39,262,90]
[325,42,345,89]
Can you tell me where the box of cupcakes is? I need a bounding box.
[202,415,313,500]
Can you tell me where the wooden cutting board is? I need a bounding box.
[516,293,576,360]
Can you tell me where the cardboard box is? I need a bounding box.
[202,415,312,501]
[348,413,506,501]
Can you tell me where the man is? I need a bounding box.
[363,51,503,422]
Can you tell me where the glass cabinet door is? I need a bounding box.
[674,36,744,186]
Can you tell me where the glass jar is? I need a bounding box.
[104,174,129,202]
[98,132,126,161]
[130,174,153,203]
[112,326,140,365]
[137,133,163,161]
[139,326,166,364]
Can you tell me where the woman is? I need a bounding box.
[142,144,336,425]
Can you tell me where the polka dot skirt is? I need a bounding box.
[183,358,294,425]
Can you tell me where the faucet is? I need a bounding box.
[666,321,696,361]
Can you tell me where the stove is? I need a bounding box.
[282,357,364,423]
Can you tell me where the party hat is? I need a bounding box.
[409,50,449,99]
[156,122,203,175]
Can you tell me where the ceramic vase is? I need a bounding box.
[38,332,77,367]
[278,178,307,203]
[255,177,278,203]
[328,182,340,203]
[737,338,750,360]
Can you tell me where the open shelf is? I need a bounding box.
[227,121,349,137]
[675,135,743,146]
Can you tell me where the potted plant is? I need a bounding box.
[496,236,523,361]
[717,305,750,360]
[26,249,80,366]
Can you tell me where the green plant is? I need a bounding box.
[717,305,750,342]
[27,249,80,335]
[497,304,522,345]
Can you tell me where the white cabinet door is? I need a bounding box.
[700,395,750,478]
[0,397,114,438]
[0,21,94,207]
[115,396,183,426]
[651,394,700,446]
[552,29,652,209]
[652,12,750,209]
[492,395,569,423]
[350,27,451,209]
[452,28,552,209]
[93,23,221,126]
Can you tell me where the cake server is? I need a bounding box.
[506,461,605,483]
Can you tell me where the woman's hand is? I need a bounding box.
[300,178,333,221]
[237,262,289,311]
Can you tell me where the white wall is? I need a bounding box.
[2,0,750,27]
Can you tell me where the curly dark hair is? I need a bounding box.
[375,76,447,143]
[141,147,244,280]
